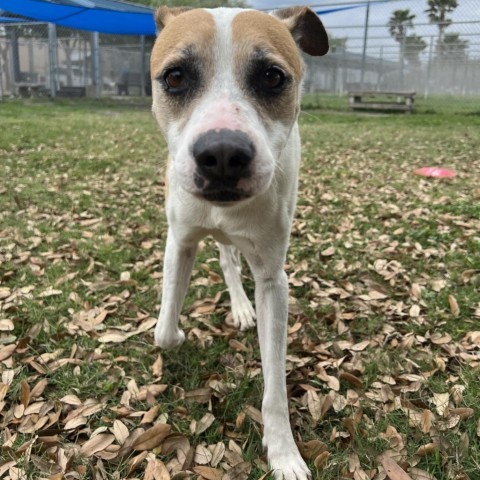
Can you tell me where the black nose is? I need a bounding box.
[192,129,255,181]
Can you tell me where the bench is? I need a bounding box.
[348,91,416,113]
[16,84,49,98]
[57,86,86,98]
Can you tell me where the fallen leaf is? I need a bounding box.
[379,454,412,480]
[196,413,215,435]
[112,419,130,445]
[448,295,460,316]
[307,390,322,422]
[193,466,222,480]
[409,468,438,480]
[432,392,449,416]
[145,457,171,480]
[132,423,171,451]
[79,434,115,458]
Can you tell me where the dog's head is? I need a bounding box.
[151,7,328,205]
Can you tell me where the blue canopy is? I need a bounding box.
[0,0,157,35]
[0,15,32,23]
[0,0,370,36]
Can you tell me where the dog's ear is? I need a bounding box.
[155,6,193,31]
[272,6,329,56]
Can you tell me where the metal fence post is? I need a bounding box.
[0,57,4,101]
[140,35,146,97]
[461,55,469,96]
[360,0,370,90]
[378,46,384,91]
[91,31,101,99]
[400,25,407,91]
[424,35,434,99]
[48,23,58,98]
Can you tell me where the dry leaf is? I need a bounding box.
[448,295,460,316]
[458,431,469,460]
[196,413,215,435]
[450,407,474,419]
[210,442,226,467]
[420,409,433,434]
[314,451,330,469]
[339,372,364,389]
[415,443,438,457]
[244,405,262,425]
[185,388,212,403]
[195,444,212,465]
[128,451,149,475]
[223,461,251,480]
[432,392,449,416]
[112,420,130,445]
[307,390,322,422]
[97,332,128,343]
[20,380,30,408]
[132,423,171,451]
[379,454,412,480]
[144,457,171,480]
[152,355,163,379]
[320,246,335,257]
[193,466,223,480]
[298,440,328,461]
[79,434,115,458]
[409,468,438,480]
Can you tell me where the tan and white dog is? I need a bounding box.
[151,6,328,479]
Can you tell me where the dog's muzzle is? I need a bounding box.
[192,129,255,203]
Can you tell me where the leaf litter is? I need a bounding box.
[1,101,480,479]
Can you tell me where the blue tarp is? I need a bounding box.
[0,15,31,23]
[0,0,157,35]
[0,0,369,36]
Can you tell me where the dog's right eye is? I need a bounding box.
[163,68,187,93]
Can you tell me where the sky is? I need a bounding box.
[248,0,480,59]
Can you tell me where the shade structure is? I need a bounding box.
[0,0,157,35]
[0,0,374,36]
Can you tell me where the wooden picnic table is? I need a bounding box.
[348,91,416,113]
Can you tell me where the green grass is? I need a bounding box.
[0,96,479,479]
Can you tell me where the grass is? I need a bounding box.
[0,95,479,479]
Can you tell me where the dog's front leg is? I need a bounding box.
[249,264,311,480]
[155,228,197,349]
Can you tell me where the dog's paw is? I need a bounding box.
[231,298,256,331]
[154,327,185,349]
[268,451,312,480]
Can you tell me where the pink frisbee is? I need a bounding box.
[414,167,457,178]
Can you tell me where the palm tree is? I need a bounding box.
[404,35,427,66]
[440,33,469,59]
[388,9,415,82]
[425,0,459,55]
[328,36,348,54]
[388,9,415,44]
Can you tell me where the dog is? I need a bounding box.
[151,6,328,479]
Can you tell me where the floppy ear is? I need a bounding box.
[155,6,193,31]
[272,6,329,56]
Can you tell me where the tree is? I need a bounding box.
[388,9,415,75]
[404,35,427,66]
[440,32,469,59]
[425,0,458,55]
[328,36,347,54]
[388,9,415,44]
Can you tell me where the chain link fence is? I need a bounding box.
[1,1,479,102]
[0,21,153,99]
[305,0,480,99]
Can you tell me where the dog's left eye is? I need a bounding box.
[262,67,286,91]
